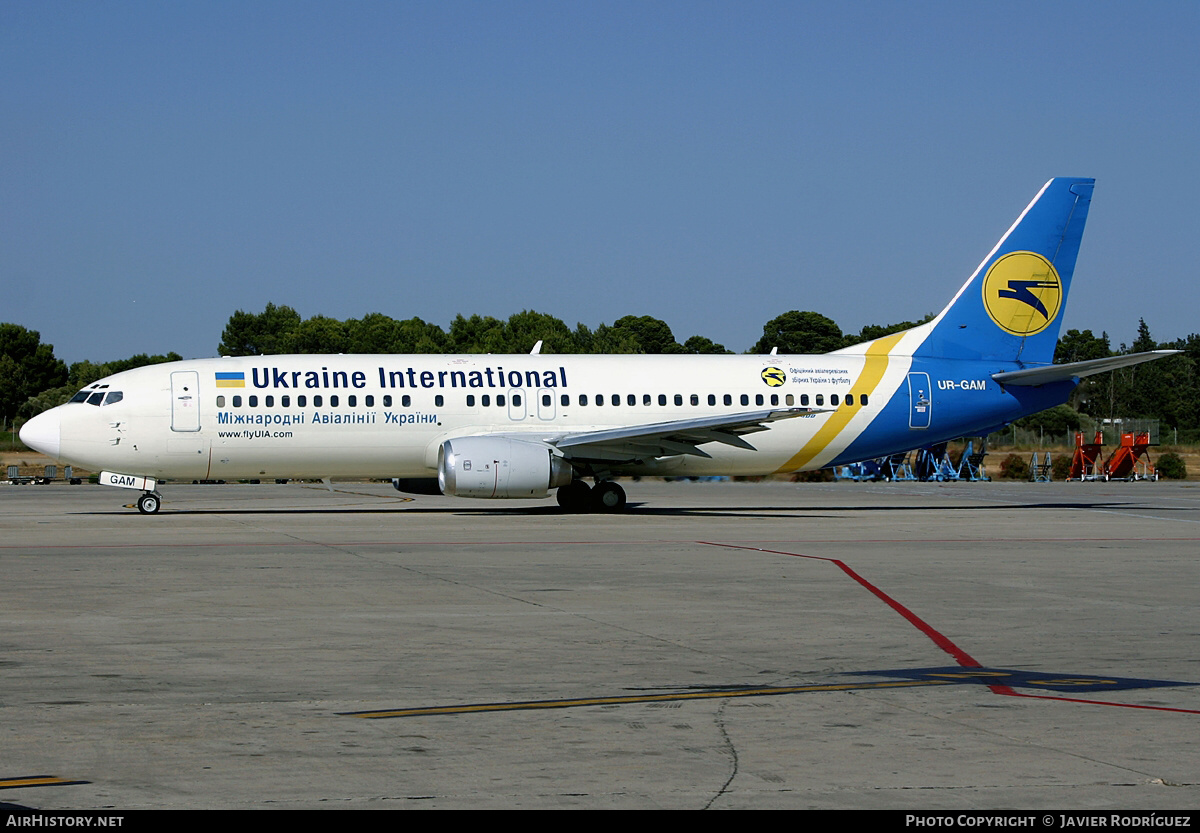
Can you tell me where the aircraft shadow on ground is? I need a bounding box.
[73,500,1155,518]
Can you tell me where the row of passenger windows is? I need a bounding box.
[218,391,868,409]
[219,394,416,408]
[512,392,868,408]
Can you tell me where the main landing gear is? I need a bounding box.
[136,491,162,514]
[556,480,626,513]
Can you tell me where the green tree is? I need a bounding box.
[282,315,350,354]
[19,385,75,418]
[0,324,68,421]
[850,314,935,345]
[1015,404,1082,438]
[1055,328,1111,363]
[218,303,302,356]
[69,352,183,389]
[681,335,732,354]
[504,310,578,354]
[606,315,684,354]
[1054,329,1112,415]
[341,313,450,354]
[449,314,509,353]
[752,311,845,354]
[587,323,645,354]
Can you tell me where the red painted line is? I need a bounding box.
[828,557,984,668]
[997,691,1200,714]
[698,542,983,668]
[700,541,1198,709]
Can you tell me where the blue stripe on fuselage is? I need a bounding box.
[829,359,1076,466]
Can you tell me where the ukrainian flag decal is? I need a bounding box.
[761,367,786,387]
[215,372,245,388]
[981,251,1063,337]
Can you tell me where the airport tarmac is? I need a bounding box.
[1,478,1198,810]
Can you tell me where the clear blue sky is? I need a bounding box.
[4,1,1197,365]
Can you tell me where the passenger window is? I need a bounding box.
[594,395,603,407]
[313,395,323,407]
[483,394,491,406]
[579,394,587,406]
[785,394,794,406]
[690,394,699,406]
[542,394,551,406]
[232,395,242,408]
[347,395,356,407]
[435,395,444,407]
[467,395,476,407]
[365,395,374,407]
[383,395,392,407]
[298,395,307,407]
[561,394,569,406]
[216,395,225,408]
[708,394,716,406]
[402,395,411,407]
[815,394,824,406]
[723,394,732,406]
[497,395,505,406]
[642,394,651,406]
[249,395,258,407]
[512,394,521,406]
[845,394,854,406]
[282,395,291,407]
[755,394,764,406]
[674,394,683,406]
[740,394,749,406]
[861,394,869,405]
[331,395,339,407]
[627,394,635,406]
[800,394,809,406]
[611,394,619,406]
[658,394,667,406]
[265,395,274,407]
[831,394,840,406]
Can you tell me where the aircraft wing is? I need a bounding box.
[533,407,822,463]
[991,350,1179,387]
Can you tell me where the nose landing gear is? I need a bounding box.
[136,492,162,514]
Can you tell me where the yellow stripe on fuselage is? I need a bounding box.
[774,332,906,473]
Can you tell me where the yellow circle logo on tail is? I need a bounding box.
[761,367,786,387]
[981,251,1063,336]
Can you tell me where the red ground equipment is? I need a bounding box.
[1068,431,1105,481]
[1103,432,1157,481]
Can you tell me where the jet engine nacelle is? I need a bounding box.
[438,437,574,499]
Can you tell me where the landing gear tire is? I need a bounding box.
[556,480,592,512]
[591,481,627,513]
[137,492,161,514]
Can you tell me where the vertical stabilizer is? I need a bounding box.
[915,177,1094,364]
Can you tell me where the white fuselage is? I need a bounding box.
[42,348,930,482]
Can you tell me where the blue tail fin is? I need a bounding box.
[915,177,1094,364]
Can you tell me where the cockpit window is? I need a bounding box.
[70,388,123,406]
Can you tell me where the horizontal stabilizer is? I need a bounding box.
[991,350,1179,387]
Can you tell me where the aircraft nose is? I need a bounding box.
[19,409,62,459]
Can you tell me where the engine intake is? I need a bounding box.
[438,437,573,499]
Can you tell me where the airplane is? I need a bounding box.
[20,177,1177,514]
